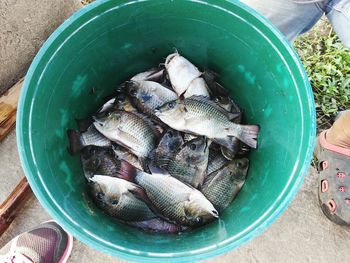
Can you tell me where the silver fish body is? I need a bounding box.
[112,144,143,170]
[154,129,184,169]
[93,111,158,158]
[67,125,111,155]
[201,158,249,213]
[167,137,209,188]
[131,170,218,226]
[156,95,259,149]
[127,218,188,234]
[131,67,165,83]
[89,175,156,221]
[206,148,229,175]
[184,77,210,98]
[165,53,202,96]
[126,80,177,117]
[81,146,124,179]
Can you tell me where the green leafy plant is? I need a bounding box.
[294,24,350,131]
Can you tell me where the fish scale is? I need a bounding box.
[202,159,248,213]
[107,193,155,221]
[127,80,177,118]
[134,172,197,224]
[89,176,156,222]
[94,111,157,158]
[206,149,229,175]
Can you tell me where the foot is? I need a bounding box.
[315,130,350,226]
[0,221,73,263]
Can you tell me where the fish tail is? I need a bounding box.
[232,124,259,149]
[114,160,138,182]
[67,129,83,155]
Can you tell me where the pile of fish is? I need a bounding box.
[67,52,259,234]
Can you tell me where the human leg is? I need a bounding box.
[240,0,325,41]
[326,0,350,48]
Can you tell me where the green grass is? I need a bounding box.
[294,23,350,131]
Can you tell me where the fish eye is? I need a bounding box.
[236,160,248,169]
[190,143,197,151]
[195,217,202,223]
[88,147,96,155]
[116,94,126,103]
[167,131,173,138]
[96,192,104,200]
[129,88,137,97]
[168,101,175,109]
[111,199,118,205]
[214,96,223,102]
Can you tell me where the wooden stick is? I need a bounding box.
[0,177,33,237]
[0,78,24,141]
[0,78,33,237]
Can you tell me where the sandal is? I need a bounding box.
[314,130,350,226]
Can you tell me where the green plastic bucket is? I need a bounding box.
[17,0,316,261]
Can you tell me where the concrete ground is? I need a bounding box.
[1,130,350,262]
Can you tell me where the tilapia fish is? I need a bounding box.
[156,95,259,149]
[201,158,249,213]
[165,52,202,96]
[81,146,124,179]
[126,80,177,118]
[153,129,184,169]
[213,96,242,123]
[184,77,210,98]
[89,175,155,221]
[76,93,136,132]
[206,147,229,175]
[67,125,111,155]
[93,111,158,158]
[112,144,143,170]
[131,67,165,83]
[116,163,218,227]
[166,137,209,188]
[127,218,188,234]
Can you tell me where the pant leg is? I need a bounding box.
[326,0,350,48]
[240,0,325,41]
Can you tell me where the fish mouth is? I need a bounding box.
[211,209,219,218]
[165,52,178,66]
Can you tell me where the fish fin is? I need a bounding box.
[75,117,94,132]
[228,112,242,122]
[212,136,241,154]
[113,159,138,182]
[146,68,166,82]
[148,163,172,176]
[67,129,83,155]
[155,157,172,170]
[187,95,234,119]
[232,124,259,149]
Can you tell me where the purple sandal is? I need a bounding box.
[315,130,350,226]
